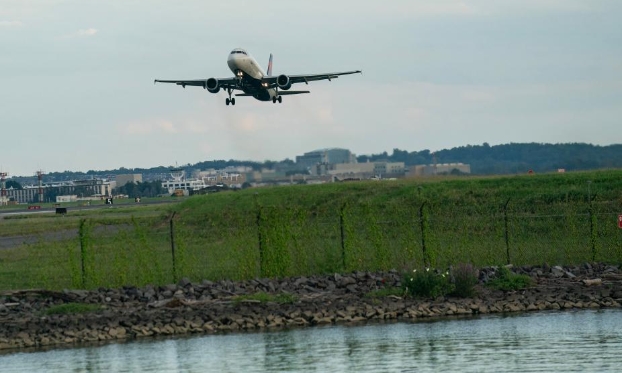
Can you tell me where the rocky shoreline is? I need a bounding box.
[1,263,621,352]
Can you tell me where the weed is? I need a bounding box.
[403,267,454,298]
[487,266,533,291]
[451,263,479,298]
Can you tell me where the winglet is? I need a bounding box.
[267,53,273,77]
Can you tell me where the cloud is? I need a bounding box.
[0,20,22,28]
[76,28,97,36]
[117,118,212,135]
[62,28,98,38]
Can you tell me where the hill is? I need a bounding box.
[358,143,622,174]
[9,142,622,182]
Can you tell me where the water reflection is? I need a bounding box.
[1,309,621,372]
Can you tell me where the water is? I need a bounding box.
[1,309,621,372]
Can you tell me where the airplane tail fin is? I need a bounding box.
[267,53,273,76]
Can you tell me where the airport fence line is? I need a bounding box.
[1,197,621,290]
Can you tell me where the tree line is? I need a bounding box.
[357,143,622,174]
[7,143,622,185]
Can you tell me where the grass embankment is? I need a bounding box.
[1,170,621,291]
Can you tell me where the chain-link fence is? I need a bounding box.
[1,197,621,290]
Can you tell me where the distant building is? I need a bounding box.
[5,187,40,204]
[56,195,78,203]
[116,174,142,187]
[407,163,471,177]
[5,179,112,204]
[296,148,356,169]
[161,168,208,194]
[327,161,405,178]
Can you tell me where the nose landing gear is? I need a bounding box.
[225,89,235,106]
[272,96,282,104]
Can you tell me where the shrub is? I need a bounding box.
[451,263,479,298]
[403,268,454,298]
[487,266,533,291]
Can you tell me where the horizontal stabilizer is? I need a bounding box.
[278,91,310,95]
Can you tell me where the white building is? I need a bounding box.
[56,195,78,203]
[161,168,208,194]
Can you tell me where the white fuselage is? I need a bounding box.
[226,49,276,100]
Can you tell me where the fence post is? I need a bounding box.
[169,212,177,283]
[79,219,88,288]
[504,198,511,265]
[340,203,347,271]
[587,182,596,261]
[419,202,429,267]
[255,194,264,277]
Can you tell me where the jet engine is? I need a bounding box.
[277,74,292,90]
[206,78,220,93]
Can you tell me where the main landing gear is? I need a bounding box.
[272,96,282,104]
[225,88,235,106]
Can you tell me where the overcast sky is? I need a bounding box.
[1,0,621,176]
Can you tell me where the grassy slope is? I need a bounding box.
[1,170,621,290]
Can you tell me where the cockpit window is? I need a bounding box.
[231,50,247,55]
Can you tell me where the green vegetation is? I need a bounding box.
[360,143,622,174]
[233,292,298,304]
[115,180,167,198]
[1,169,621,291]
[486,267,534,291]
[451,263,479,298]
[403,268,454,298]
[0,200,174,237]
[44,302,102,315]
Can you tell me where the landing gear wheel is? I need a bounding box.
[226,88,234,106]
[278,96,282,103]
[272,97,277,103]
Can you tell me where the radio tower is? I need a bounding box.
[37,170,45,203]
[0,172,7,205]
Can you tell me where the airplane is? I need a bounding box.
[154,48,362,106]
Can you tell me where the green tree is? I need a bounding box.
[6,180,22,189]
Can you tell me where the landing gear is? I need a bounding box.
[225,89,235,106]
[272,96,282,104]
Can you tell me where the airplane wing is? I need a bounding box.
[235,91,309,97]
[261,70,362,86]
[276,90,310,95]
[154,77,239,90]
